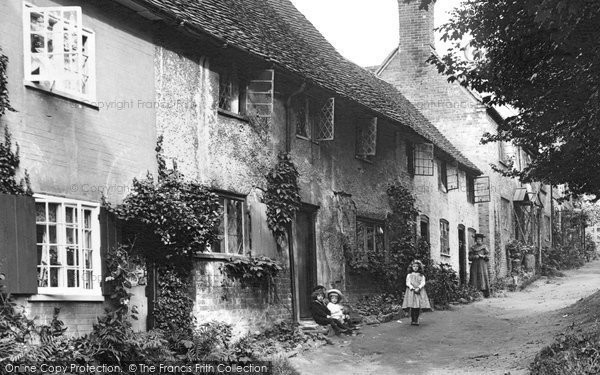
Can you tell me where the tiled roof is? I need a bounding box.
[128,0,481,174]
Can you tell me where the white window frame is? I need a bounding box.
[34,194,101,296]
[440,219,450,256]
[23,3,96,102]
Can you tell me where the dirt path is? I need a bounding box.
[290,260,600,375]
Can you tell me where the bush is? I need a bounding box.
[355,294,402,317]
[531,328,600,374]
[425,263,480,307]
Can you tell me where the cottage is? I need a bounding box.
[375,0,554,279]
[0,0,482,334]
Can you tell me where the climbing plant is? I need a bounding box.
[109,136,221,262]
[221,255,282,288]
[0,48,30,196]
[346,184,430,294]
[107,136,222,333]
[263,153,301,246]
[0,48,13,117]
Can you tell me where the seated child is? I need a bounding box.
[326,289,351,325]
[310,290,351,335]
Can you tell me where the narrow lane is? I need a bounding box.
[290,260,600,375]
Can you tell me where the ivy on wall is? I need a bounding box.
[0,48,14,117]
[263,153,301,246]
[107,136,222,333]
[0,47,30,196]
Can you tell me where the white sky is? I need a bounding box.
[290,0,460,67]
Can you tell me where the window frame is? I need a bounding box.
[217,66,247,116]
[23,3,96,103]
[34,194,101,296]
[210,192,247,255]
[419,215,430,243]
[356,217,385,259]
[466,175,476,204]
[440,219,450,257]
[439,159,448,192]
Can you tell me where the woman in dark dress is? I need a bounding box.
[310,291,351,335]
[469,233,491,297]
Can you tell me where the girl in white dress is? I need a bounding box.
[402,260,431,325]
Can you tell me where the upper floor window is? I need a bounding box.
[25,5,96,101]
[413,143,434,176]
[440,219,450,256]
[211,194,246,255]
[356,116,378,161]
[439,159,448,192]
[466,175,475,204]
[293,95,335,141]
[35,195,101,295]
[218,67,245,114]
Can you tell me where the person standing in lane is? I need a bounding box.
[469,233,491,298]
[402,260,431,325]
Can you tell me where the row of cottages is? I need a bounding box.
[0,0,484,334]
[374,0,554,279]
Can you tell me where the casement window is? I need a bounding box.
[447,164,459,191]
[356,219,385,259]
[218,67,245,114]
[356,116,378,160]
[474,176,491,203]
[440,219,450,256]
[294,95,335,141]
[406,141,415,175]
[439,160,448,192]
[499,142,514,165]
[35,195,101,295]
[419,215,430,243]
[413,143,434,176]
[212,194,247,255]
[24,4,96,101]
[466,175,475,204]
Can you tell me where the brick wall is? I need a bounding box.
[192,259,293,336]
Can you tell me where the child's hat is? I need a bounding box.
[474,233,485,239]
[326,289,344,302]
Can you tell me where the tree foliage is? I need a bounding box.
[425,0,600,198]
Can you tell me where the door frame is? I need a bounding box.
[458,225,467,285]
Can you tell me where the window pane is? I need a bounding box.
[84,270,93,289]
[49,246,59,265]
[84,209,92,229]
[38,266,48,287]
[35,203,46,222]
[66,228,77,244]
[49,267,59,287]
[66,246,78,266]
[375,225,385,252]
[84,250,93,269]
[67,269,78,287]
[48,203,58,223]
[48,225,57,244]
[226,199,244,254]
[36,225,47,244]
[366,226,375,253]
[84,230,92,249]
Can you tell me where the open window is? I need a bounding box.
[356,116,377,160]
[474,176,491,203]
[447,163,459,191]
[439,159,448,192]
[356,218,385,259]
[24,5,95,101]
[294,95,335,141]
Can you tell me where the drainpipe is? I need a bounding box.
[285,82,307,153]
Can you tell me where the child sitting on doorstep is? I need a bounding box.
[326,289,350,324]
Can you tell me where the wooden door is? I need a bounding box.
[295,207,317,319]
[458,225,467,284]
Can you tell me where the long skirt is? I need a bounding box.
[402,287,431,309]
[469,259,490,291]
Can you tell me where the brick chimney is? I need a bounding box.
[396,0,435,75]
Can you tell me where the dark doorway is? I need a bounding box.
[294,206,317,319]
[458,225,467,284]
